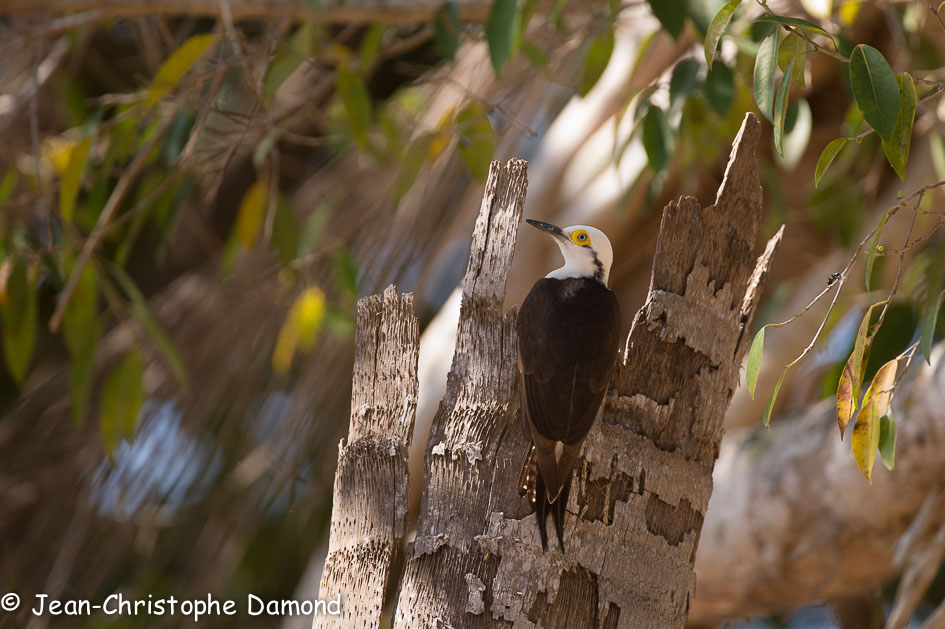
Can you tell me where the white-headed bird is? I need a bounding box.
[516,219,621,551]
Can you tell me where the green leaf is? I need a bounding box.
[878,413,896,471]
[773,58,794,156]
[520,40,549,67]
[359,24,387,72]
[849,44,899,142]
[881,72,917,180]
[0,169,19,204]
[669,58,701,111]
[263,49,305,104]
[778,32,809,87]
[434,2,461,60]
[704,61,734,116]
[62,264,99,424]
[753,27,781,122]
[69,331,97,426]
[59,137,93,224]
[395,133,434,201]
[485,0,520,75]
[0,261,36,384]
[455,103,495,181]
[704,0,742,68]
[272,198,299,266]
[109,264,188,387]
[548,0,568,26]
[337,63,373,148]
[100,350,145,457]
[865,207,892,292]
[746,325,765,399]
[580,27,615,96]
[62,264,98,357]
[642,104,672,173]
[147,33,219,107]
[920,289,944,364]
[763,366,788,427]
[754,14,830,36]
[814,137,848,187]
[647,0,688,39]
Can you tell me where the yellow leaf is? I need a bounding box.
[839,1,862,25]
[851,359,898,482]
[296,287,326,350]
[837,355,856,438]
[43,136,75,174]
[147,33,219,107]
[851,398,879,482]
[272,287,326,374]
[428,131,450,163]
[428,107,456,162]
[234,179,267,249]
[60,137,93,223]
[865,359,897,418]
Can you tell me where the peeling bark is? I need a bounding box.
[324,114,782,627]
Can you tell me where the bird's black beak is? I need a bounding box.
[526,219,566,240]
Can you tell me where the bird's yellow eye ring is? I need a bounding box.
[571,230,591,246]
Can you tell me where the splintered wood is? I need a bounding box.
[323,125,783,628]
[316,286,418,629]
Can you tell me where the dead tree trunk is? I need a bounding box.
[318,113,783,628]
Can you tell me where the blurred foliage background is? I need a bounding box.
[1,0,945,627]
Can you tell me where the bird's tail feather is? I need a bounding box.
[522,446,571,552]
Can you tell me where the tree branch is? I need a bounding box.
[1,0,493,25]
[691,345,945,626]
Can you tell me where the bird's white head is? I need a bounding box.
[526,219,614,287]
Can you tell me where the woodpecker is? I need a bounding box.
[516,219,621,552]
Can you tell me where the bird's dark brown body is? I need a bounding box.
[516,276,621,551]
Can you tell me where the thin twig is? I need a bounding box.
[875,199,919,329]
[753,0,848,62]
[879,216,945,255]
[776,212,890,367]
[48,99,186,333]
[766,282,837,329]
[784,276,847,368]
[931,2,945,36]
[856,87,945,142]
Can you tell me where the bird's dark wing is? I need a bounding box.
[516,278,621,508]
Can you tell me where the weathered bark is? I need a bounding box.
[691,344,945,626]
[393,159,530,627]
[316,286,419,628]
[324,113,781,627]
[452,114,779,628]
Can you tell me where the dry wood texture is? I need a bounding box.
[324,115,783,627]
[394,157,531,627]
[316,286,419,628]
